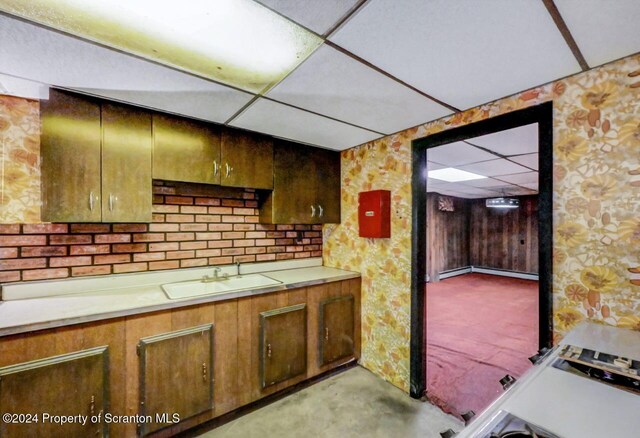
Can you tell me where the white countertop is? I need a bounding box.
[457,322,640,438]
[0,258,360,337]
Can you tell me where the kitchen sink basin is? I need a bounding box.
[162,274,282,300]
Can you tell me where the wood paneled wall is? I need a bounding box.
[426,194,538,280]
[469,195,538,274]
[426,194,470,281]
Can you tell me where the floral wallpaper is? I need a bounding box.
[324,54,640,392]
[0,95,40,223]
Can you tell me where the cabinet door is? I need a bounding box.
[0,346,109,438]
[101,103,152,222]
[138,324,213,436]
[221,128,273,189]
[259,304,307,388]
[41,89,102,222]
[153,113,221,185]
[266,141,316,224]
[314,148,341,223]
[319,295,354,365]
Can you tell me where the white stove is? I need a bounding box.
[453,322,640,438]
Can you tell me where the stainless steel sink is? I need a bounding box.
[162,274,282,300]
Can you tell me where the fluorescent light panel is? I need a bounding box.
[0,0,322,93]
[428,167,487,182]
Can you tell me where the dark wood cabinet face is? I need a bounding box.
[152,114,221,185]
[0,346,109,438]
[101,103,153,223]
[41,89,102,223]
[313,148,341,224]
[259,304,307,389]
[138,324,213,436]
[319,295,355,366]
[221,128,273,190]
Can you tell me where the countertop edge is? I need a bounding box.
[0,270,361,337]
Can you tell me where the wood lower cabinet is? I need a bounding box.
[260,140,341,224]
[137,324,213,436]
[259,304,307,388]
[0,279,359,437]
[319,295,355,366]
[152,114,221,185]
[0,346,109,438]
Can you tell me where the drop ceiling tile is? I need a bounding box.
[461,177,512,189]
[554,0,640,67]
[426,142,497,166]
[230,98,381,150]
[505,187,538,196]
[458,159,530,177]
[267,45,451,134]
[331,0,580,109]
[497,172,539,185]
[0,73,48,100]
[521,182,539,191]
[468,124,538,156]
[509,153,539,171]
[255,0,359,35]
[0,15,254,123]
[427,161,445,171]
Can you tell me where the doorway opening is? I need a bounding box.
[409,102,553,412]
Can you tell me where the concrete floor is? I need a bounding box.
[198,366,462,438]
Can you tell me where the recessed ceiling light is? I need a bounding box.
[0,0,322,93]
[428,167,487,182]
[486,197,520,209]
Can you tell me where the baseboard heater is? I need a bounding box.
[431,266,538,281]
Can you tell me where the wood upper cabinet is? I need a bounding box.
[41,89,102,222]
[41,89,152,222]
[152,113,221,185]
[260,140,341,224]
[101,103,152,222]
[259,303,307,388]
[319,295,355,366]
[0,346,109,438]
[138,324,213,436]
[220,128,273,190]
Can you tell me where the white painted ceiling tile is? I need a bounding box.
[331,0,580,109]
[505,187,538,196]
[509,153,539,171]
[468,124,539,156]
[426,142,497,166]
[0,15,253,123]
[458,159,530,177]
[427,162,445,171]
[267,45,451,134]
[0,73,48,100]
[554,0,640,67]
[496,172,539,185]
[255,0,359,35]
[230,98,381,150]
[522,182,539,191]
[460,177,512,189]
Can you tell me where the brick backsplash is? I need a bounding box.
[0,182,323,282]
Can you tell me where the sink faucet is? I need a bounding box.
[236,261,241,277]
[202,267,229,283]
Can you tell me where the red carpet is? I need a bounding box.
[425,273,538,418]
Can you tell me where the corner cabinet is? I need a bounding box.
[260,140,341,224]
[0,346,109,438]
[41,89,152,223]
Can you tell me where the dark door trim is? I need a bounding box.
[409,101,553,398]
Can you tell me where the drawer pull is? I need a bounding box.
[267,343,272,359]
[311,205,316,217]
[325,327,329,342]
[90,395,95,415]
[202,362,207,382]
[213,160,219,176]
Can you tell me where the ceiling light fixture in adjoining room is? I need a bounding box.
[0,0,322,93]
[486,197,519,209]
[428,167,487,182]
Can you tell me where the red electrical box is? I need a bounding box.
[358,190,391,238]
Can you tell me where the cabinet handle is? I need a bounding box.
[90,395,95,415]
[311,205,316,217]
[202,362,207,382]
[225,162,233,178]
[213,160,219,176]
[318,204,323,218]
[108,194,117,211]
[267,343,272,359]
[325,327,329,342]
[89,192,94,211]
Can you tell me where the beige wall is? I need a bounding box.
[323,54,640,392]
